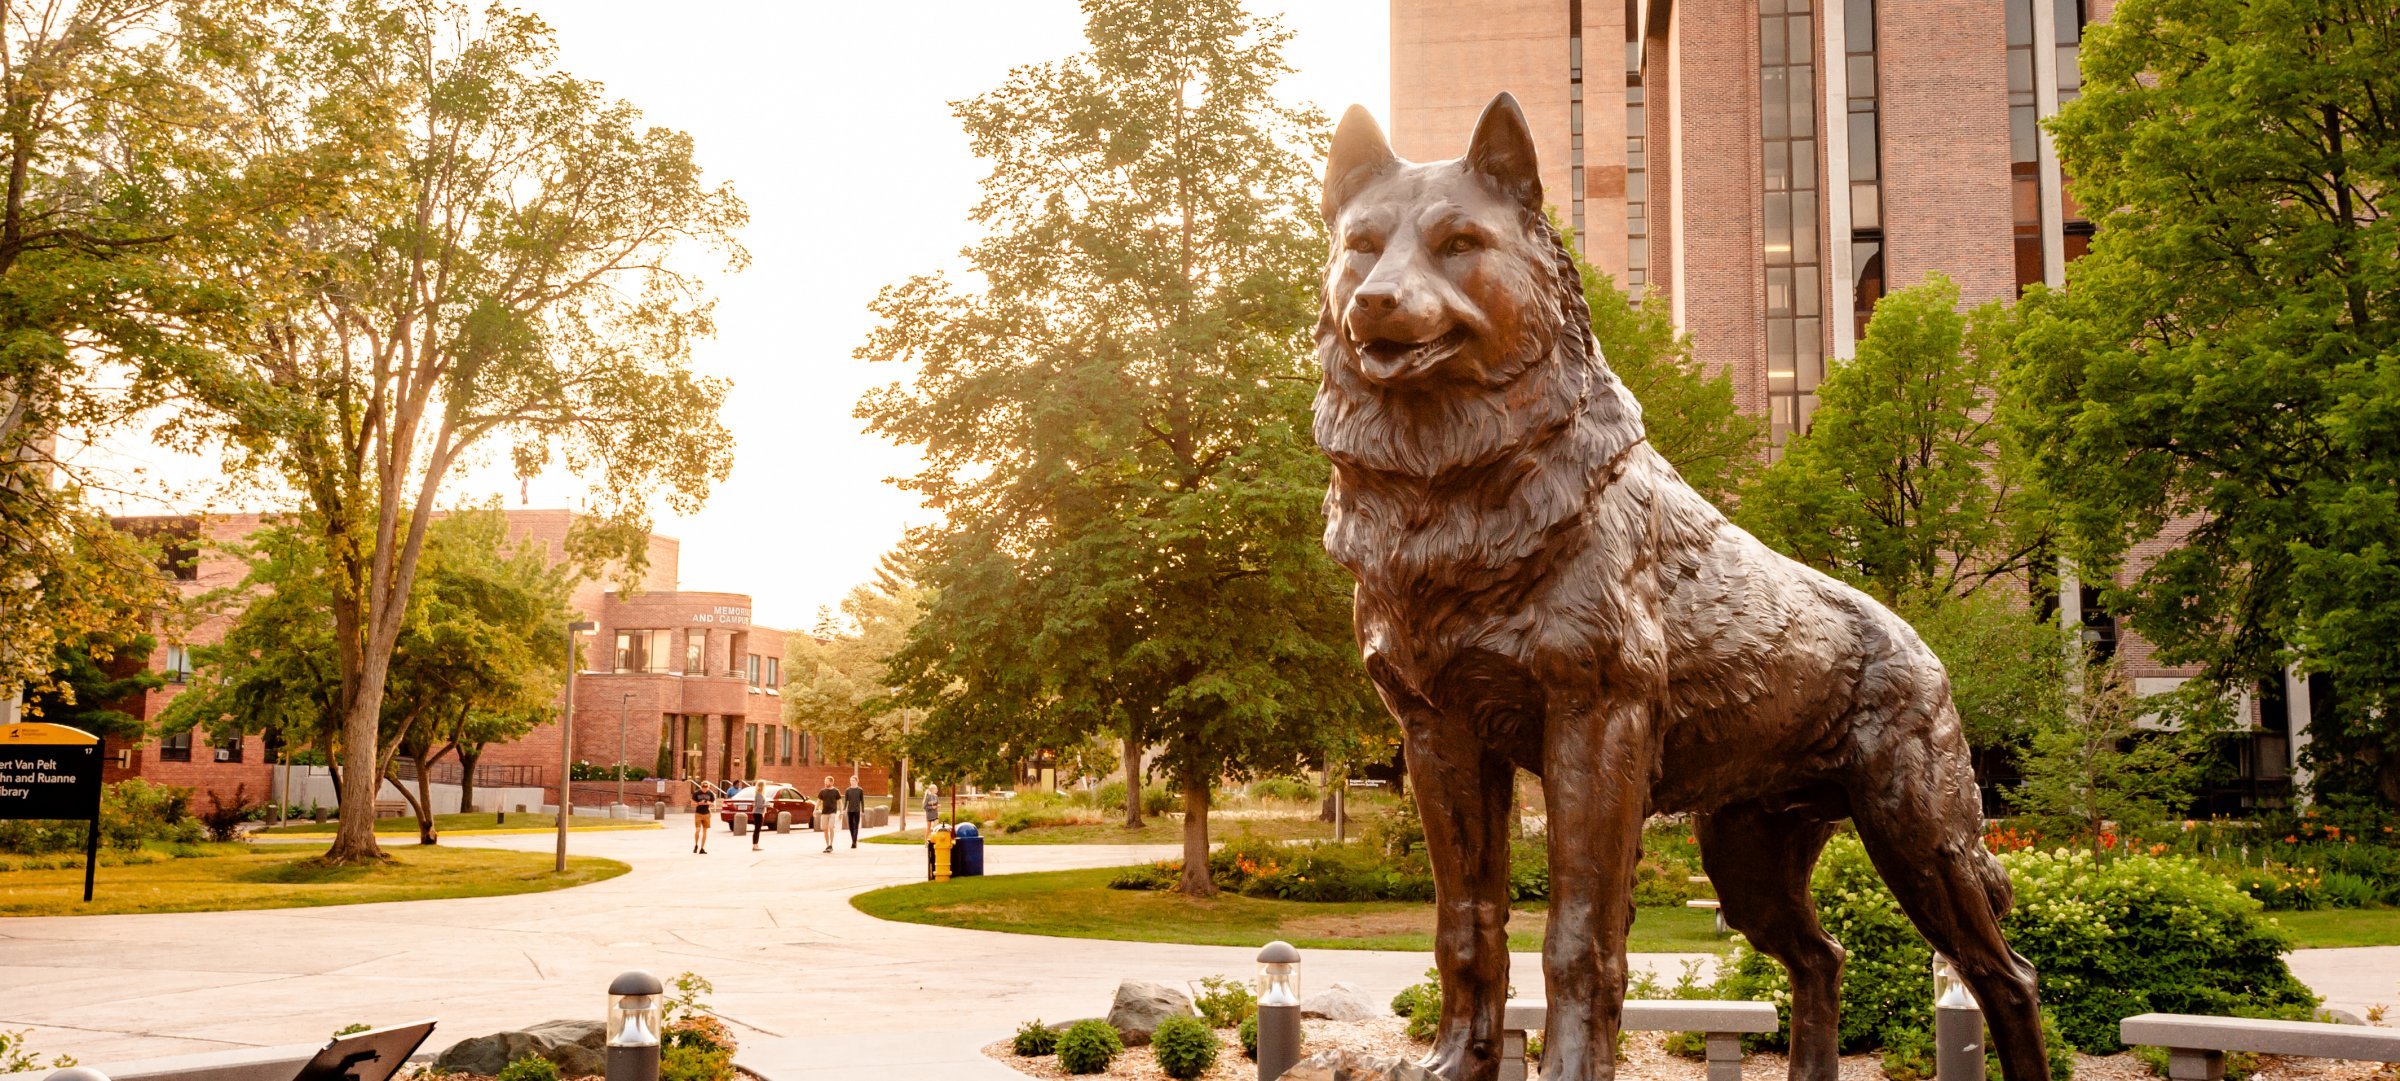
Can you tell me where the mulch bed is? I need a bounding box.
[984,1020,2400,1081]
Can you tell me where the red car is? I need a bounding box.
[719,783,814,832]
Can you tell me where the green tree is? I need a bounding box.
[22,632,168,745]
[1899,590,2067,755]
[151,0,745,861]
[2008,665,2197,858]
[0,1,227,703]
[784,554,922,810]
[1741,272,2052,606]
[2011,0,2400,807]
[859,0,1374,895]
[1575,252,1765,504]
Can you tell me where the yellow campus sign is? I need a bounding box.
[0,722,98,746]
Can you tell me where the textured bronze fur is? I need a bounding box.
[1312,95,2047,1081]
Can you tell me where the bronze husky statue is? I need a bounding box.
[1313,93,2046,1081]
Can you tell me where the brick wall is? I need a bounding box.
[1877,0,2017,308]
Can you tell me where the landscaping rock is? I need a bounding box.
[1104,979,1196,1045]
[1301,981,1383,1022]
[1044,1017,1101,1033]
[433,1020,607,1076]
[1277,1048,1452,1081]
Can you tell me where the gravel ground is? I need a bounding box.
[983,1022,2400,1081]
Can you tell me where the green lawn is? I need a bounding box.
[2268,906,2400,949]
[0,841,628,916]
[852,865,1730,953]
[256,812,660,836]
[868,814,1343,846]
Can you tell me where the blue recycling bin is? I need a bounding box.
[952,821,985,877]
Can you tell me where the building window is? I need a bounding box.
[1568,0,1588,248]
[2008,0,2043,293]
[1626,31,1649,297]
[164,644,194,684]
[763,657,779,687]
[214,734,243,763]
[782,727,794,765]
[745,654,761,687]
[684,633,704,676]
[159,729,193,762]
[615,630,671,674]
[1762,0,1825,449]
[1844,0,1884,340]
[2053,0,2091,265]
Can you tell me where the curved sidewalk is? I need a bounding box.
[0,825,2388,1081]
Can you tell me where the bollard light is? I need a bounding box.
[1254,941,1303,1081]
[46,1068,109,1081]
[1930,953,1983,1081]
[606,970,665,1081]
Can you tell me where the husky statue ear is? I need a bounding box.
[1324,105,1399,222]
[1466,92,1544,215]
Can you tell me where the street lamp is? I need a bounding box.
[559,620,595,873]
[1932,953,1983,1081]
[1255,941,1302,1081]
[617,692,635,816]
[605,970,664,1081]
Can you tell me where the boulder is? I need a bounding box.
[433,1020,607,1077]
[1104,979,1196,1045]
[1300,981,1382,1022]
[1278,1049,1452,1081]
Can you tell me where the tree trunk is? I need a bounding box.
[323,692,390,863]
[458,747,481,814]
[1176,761,1215,898]
[410,748,441,845]
[887,758,904,812]
[1121,735,1145,829]
[325,759,344,808]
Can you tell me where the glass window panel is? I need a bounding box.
[1795,264,1821,316]
[1628,172,1647,202]
[1629,236,1648,266]
[2055,0,2082,42]
[1852,183,1880,230]
[2011,105,2038,163]
[2007,48,2034,93]
[1790,0,1812,16]
[1797,392,1820,433]
[2056,46,2081,91]
[648,631,671,673]
[2006,0,2032,46]
[1848,55,1876,98]
[1762,21,1785,67]
[1792,139,1817,188]
[1790,67,1816,137]
[1793,196,1819,265]
[1797,318,1823,386]
[1848,113,1879,179]
[1847,0,1874,50]
[1767,267,1795,315]
[1769,318,1795,367]
[1790,17,1814,65]
[1766,194,1793,262]
[1764,140,1789,192]
[1762,71,1788,138]
[1772,396,1794,430]
[1762,0,1786,14]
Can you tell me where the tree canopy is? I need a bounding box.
[2012,0,2400,805]
[147,0,744,860]
[859,0,1376,895]
[783,554,922,796]
[1576,252,1764,505]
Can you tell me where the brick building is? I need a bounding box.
[1390,0,2306,806]
[106,510,886,813]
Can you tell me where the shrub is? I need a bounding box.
[1012,1020,1058,1057]
[1248,777,1317,803]
[1095,780,1127,809]
[662,1015,736,1081]
[2319,870,2380,909]
[665,1015,735,1056]
[1141,785,1176,816]
[1710,837,2317,1056]
[1108,862,1178,891]
[1393,969,1442,1043]
[1054,1019,1122,1075]
[494,1056,560,1081]
[1151,1015,1219,1080]
[1209,835,1435,903]
[1192,975,1257,1028]
[1238,1015,1258,1059]
[0,1029,74,1073]
[202,786,257,843]
[2229,861,2325,910]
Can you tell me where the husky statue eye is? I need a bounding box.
[1345,231,1385,255]
[1443,234,1484,256]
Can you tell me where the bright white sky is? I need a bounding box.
[88,0,1390,632]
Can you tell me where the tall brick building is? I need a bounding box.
[105,510,885,813]
[1390,0,2305,807]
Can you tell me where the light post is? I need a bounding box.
[604,970,664,1081]
[1932,953,1983,1081]
[559,620,595,873]
[617,692,635,816]
[1255,941,1302,1081]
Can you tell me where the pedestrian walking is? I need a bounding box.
[816,776,840,852]
[844,773,866,848]
[691,784,714,854]
[922,783,939,833]
[749,783,767,851]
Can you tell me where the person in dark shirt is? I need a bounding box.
[691,783,714,854]
[843,774,866,848]
[815,776,840,853]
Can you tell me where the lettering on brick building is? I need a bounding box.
[690,605,751,625]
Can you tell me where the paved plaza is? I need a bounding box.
[0,825,2390,1081]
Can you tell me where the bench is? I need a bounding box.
[2122,1013,2400,1081]
[1501,998,1778,1081]
[1686,897,1728,933]
[372,800,408,819]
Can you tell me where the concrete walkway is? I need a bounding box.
[0,824,2390,1081]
